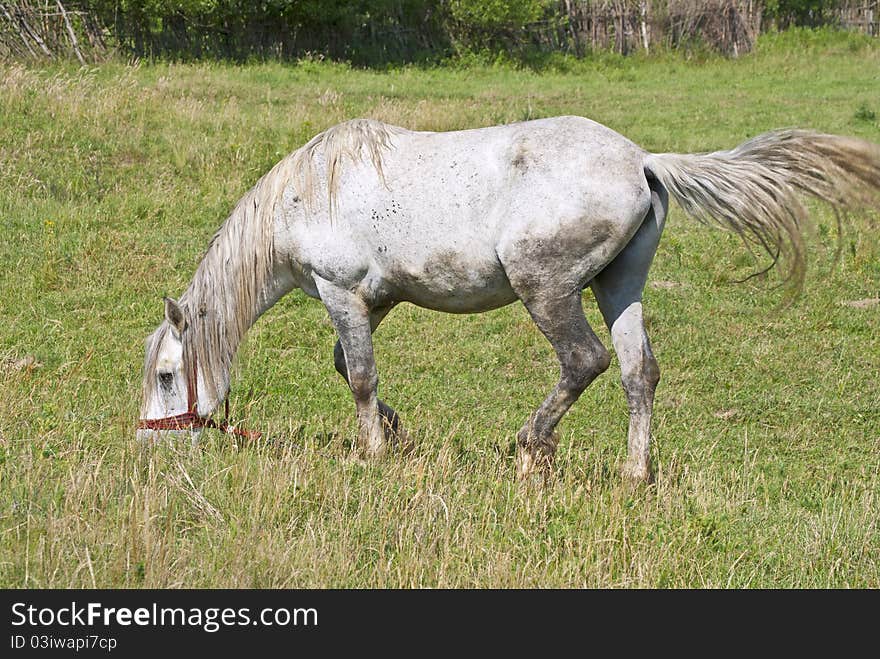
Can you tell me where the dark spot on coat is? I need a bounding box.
[423,250,462,277]
[512,146,529,173]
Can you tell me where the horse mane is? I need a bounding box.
[141,168,277,413]
[141,323,170,415]
[142,118,400,412]
[291,118,402,214]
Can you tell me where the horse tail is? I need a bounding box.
[643,130,880,296]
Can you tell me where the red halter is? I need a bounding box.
[137,347,261,441]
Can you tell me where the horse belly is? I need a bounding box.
[378,248,517,313]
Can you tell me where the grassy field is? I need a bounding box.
[1,29,879,588]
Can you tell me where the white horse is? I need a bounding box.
[138,116,880,481]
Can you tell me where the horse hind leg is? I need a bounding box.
[331,304,410,450]
[591,180,668,483]
[515,291,611,480]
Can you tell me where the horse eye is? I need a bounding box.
[158,372,174,389]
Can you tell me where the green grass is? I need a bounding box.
[1,30,879,587]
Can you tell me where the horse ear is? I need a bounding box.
[163,297,186,334]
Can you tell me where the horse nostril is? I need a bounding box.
[158,372,174,389]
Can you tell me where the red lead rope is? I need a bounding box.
[137,352,261,441]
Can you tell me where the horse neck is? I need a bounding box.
[180,191,288,414]
[182,259,290,415]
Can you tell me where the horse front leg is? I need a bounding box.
[331,303,411,449]
[315,277,385,458]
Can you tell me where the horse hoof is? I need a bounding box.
[394,428,416,455]
[357,432,387,460]
[516,445,554,481]
[621,460,654,484]
[363,445,387,461]
[383,422,414,454]
[516,448,536,480]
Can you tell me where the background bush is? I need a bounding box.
[2,0,876,64]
